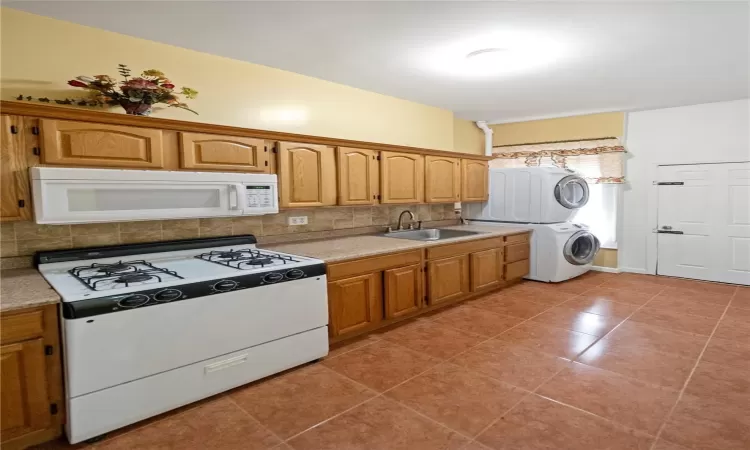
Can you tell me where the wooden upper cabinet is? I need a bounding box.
[1,339,51,442]
[380,151,424,204]
[427,254,469,305]
[277,142,337,208]
[461,159,489,202]
[336,147,379,205]
[1,116,32,222]
[470,247,504,291]
[179,132,268,172]
[425,156,461,203]
[328,273,382,338]
[384,264,423,319]
[40,119,164,169]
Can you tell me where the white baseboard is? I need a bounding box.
[619,267,648,274]
[591,266,620,273]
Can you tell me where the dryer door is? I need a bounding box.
[563,231,600,265]
[554,175,589,209]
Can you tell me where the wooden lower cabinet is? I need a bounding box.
[326,233,530,342]
[0,305,63,449]
[427,255,469,305]
[384,264,423,319]
[505,258,531,281]
[328,273,382,337]
[470,248,504,291]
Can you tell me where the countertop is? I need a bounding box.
[1,268,60,313]
[260,224,531,263]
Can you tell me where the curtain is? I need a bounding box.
[489,138,626,184]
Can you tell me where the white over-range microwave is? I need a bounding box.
[30,167,278,224]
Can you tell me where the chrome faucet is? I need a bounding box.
[396,210,416,231]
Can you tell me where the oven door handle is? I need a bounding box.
[229,184,245,210]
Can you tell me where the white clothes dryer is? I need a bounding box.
[463,167,589,224]
[469,221,600,282]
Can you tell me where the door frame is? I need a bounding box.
[645,160,750,276]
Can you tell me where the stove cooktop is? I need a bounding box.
[36,236,325,304]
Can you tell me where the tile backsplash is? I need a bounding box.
[0,204,457,268]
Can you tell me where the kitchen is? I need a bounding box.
[1,2,749,450]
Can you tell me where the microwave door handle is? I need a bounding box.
[229,184,244,210]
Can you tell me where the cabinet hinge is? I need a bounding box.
[377,194,381,200]
[264,161,268,167]
[264,146,268,152]
[18,199,25,208]
[31,126,40,135]
[50,403,59,415]
[44,345,53,355]
[376,155,381,161]
[10,125,18,134]
[32,147,40,156]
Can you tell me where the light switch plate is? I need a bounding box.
[288,216,308,226]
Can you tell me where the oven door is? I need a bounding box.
[33,179,240,224]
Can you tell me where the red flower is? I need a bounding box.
[161,83,175,89]
[68,80,88,88]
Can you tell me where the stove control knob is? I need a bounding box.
[117,294,150,309]
[285,269,305,280]
[154,289,182,302]
[213,280,238,292]
[263,272,284,284]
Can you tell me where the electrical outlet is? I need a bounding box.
[288,216,308,226]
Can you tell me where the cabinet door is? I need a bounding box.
[1,116,32,222]
[1,339,50,441]
[328,273,382,337]
[427,255,469,305]
[40,119,164,169]
[425,156,460,203]
[180,132,268,172]
[461,160,489,202]
[277,142,337,208]
[470,248,504,291]
[380,152,424,204]
[337,147,379,205]
[384,264,423,318]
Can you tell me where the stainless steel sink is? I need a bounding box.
[379,228,486,241]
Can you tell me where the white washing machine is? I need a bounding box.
[463,167,589,224]
[470,221,600,282]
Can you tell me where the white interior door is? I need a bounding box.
[656,162,750,285]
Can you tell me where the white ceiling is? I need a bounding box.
[6,1,749,123]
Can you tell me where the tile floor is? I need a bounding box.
[35,272,750,450]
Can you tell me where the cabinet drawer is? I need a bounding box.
[505,259,530,281]
[327,250,423,281]
[426,237,504,260]
[1,309,44,344]
[505,233,529,245]
[505,243,530,263]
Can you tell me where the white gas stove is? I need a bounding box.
[36,235,329,444]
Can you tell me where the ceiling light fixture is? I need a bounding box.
[422,31,566,79]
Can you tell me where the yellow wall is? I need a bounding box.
[452,118,484,155]
[491,112,625,147]
[594,249,618,269]
[1,8,467,152]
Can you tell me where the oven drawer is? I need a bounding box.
[66,326,328,444]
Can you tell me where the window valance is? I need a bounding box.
[489,138,626,184]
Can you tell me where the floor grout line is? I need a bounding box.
[646,286,738,450]
[224,395,288,448]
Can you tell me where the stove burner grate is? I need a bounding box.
[195,248,299,270]
[69,260,183,291]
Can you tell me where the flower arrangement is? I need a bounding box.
[18,64,198,116]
